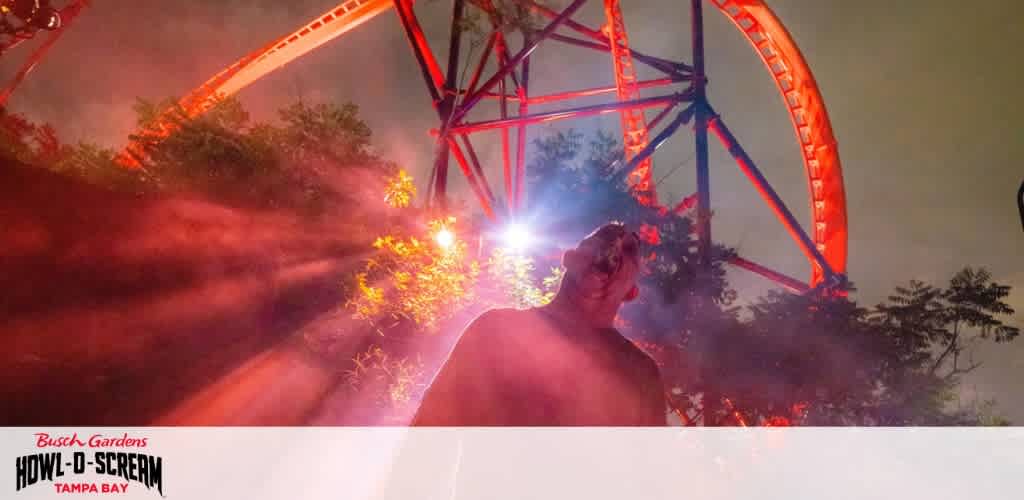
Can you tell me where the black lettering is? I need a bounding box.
[26,455,39,486]
[16,456,27,491]
[94,452,106,474]
[149,455,162,496]
[116,453,128,482]
[72,452,85,474]
[40,453,60,481]
[137,453,148,487]
[128,453,138,481]
[105,452,117,476]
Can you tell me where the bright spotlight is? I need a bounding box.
[502,223,532,251]
[434,228,455,250]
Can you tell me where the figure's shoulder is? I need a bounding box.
[462,307,552,344]
[610,332,662,377]
[462,307,527,338]
[468,307,521,329]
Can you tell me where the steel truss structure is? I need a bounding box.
[0,0,89,106]
[120,0,848,292]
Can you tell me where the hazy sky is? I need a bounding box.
[3,0,1020,419]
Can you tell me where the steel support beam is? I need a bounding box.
[520,0,692,75]
[450,0,588,125]
[610,105,695,188]
[692,0,711,272]
[459,134,498,206]
[392,0,445,104]
[526,78,679,105]
[706,105,836,279]
[728,256,810,294]
[443,92,691,135]
[515,39,530,212]
[447,136,496,219]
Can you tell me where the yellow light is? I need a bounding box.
[434,228,455,250]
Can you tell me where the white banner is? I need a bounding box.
[3,428,1022,500]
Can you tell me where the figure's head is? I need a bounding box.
[561,222,642,306]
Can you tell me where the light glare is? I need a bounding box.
[434,228,455,250]
[503,224,532,251]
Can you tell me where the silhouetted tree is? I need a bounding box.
[525,128,1019,426]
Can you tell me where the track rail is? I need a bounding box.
[710,0,847,284]
[118,0,393,166]
[603,0,655,204]
[116,0,848,288]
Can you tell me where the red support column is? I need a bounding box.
[0,0,91,106]
[447,137,496,219]
[707,108,835,280]
[450,0,589,125]
[728,256,810,294]
[514,44,530,213]
[392,0,445,103]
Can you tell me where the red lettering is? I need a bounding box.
[35,433,85,448]
[99,483,129,493]
[86,433,148,448]
[55,482,104,493]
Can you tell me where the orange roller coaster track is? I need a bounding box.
[117,0,848,291]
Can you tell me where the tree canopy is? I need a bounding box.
[520,128,1019,426]
[2,99,1016,426]
[1,95,396,217]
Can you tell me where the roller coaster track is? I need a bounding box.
[116,0,848,290]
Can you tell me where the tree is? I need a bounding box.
[871,268,1020,425]
[127,96,284,204]
[273,100,374,167]
[4,95,399,221]
[0,107,65,167]
[520,128,1019,426]
[122,96,396,215]
[51,142,150,194]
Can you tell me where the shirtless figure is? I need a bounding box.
[413,223,667,426]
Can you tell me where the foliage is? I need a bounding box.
[272,100,375,166]
[2,95,393,216]
[347,216,481,332]
[868,267,1020,425]
[344,345,426,409]
[342,172,565,413]
[430,0,553,47]
[127,96,281,200]
[519,128,1019,426]
[485,248,562,309]
[0,107,62,166]
[346,169,567,336]
[6,86,1016,425]
[384,169,417,209]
